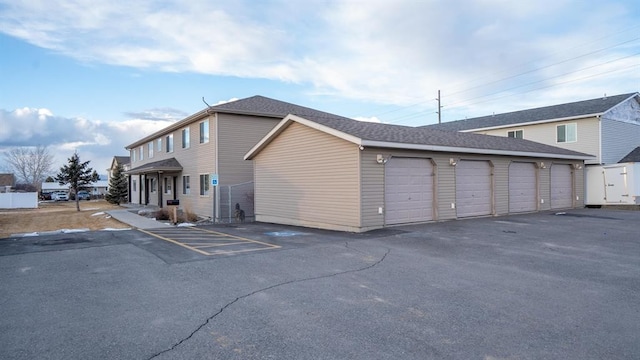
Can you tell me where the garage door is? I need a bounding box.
[385,157,434,225]
[456,160,492,218]
[550,164,573,209]
[508,162,537,213]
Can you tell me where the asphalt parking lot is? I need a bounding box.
[1,208,639,359]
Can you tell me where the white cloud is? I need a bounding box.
[0,0,637,124]
[0,107,173,175]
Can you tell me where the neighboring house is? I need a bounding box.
[107,156,130,181]
[245,113,592,232]
[125,95,341,220]
[107,155,130,199]
[0,173,16,192]
[423,93,640,165]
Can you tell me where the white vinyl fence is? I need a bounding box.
[0,192,38,209]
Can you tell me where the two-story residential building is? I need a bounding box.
[424,93,640,165]
[124,95,344,221]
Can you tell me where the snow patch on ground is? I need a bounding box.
[177,223,196,227]
[91,212,106,216]
[101,228,132,231]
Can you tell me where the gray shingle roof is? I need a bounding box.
[423,93,638,132]
[126,96,336,149]
[126,158,182,175]
[210,95,339,118]
[306,113,591,157]
[619,146,640,163]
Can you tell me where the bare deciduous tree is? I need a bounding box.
[3,145,54,190]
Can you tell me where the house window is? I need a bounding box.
[150,178,156,193]
[164,177,172,194]
[132,179,137,192]
[148,142,154,158]
[557,123,577,143]
[182,175,190,194]
[200,120,209,144]
[131,149,136,162]
[139,146,144,161]
[507,130,523,139]
[166,134,174,152]
[182,127,190,149]
[200,174,210,196]
[157,138,162,152]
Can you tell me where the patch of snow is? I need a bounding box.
[101,228,132,231]
[91,212,106,216]
[61,228,90,233]
[177,222,196,227]
[22,232,40,237]
[84,208,100,211]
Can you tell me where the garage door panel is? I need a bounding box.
[551,164,573,209]
[456,160,492,218]
[385,158,434,225]
[509,162,537,213]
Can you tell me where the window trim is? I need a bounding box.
[139,146,144,161]
[182,127,190,149]
[199,120,209,144]
[166,134,174,153]
[157,138,162,152]
[507,129,524,139]
[182,175,190,195]
[148,142,154,158]
[556,123,577,143]
[199,174,210,196]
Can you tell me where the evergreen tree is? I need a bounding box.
[55,152,99,212]
[105,163,128,205]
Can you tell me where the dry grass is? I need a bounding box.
[0,200,130,238]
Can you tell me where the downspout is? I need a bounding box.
[214,113,220,222]
[597,115,602,164]
[158,171,163,208]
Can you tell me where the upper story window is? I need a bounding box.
[557,123,577,143]
[182,127,190,149]
[148,142,154,158]
[131,149,136,162]
[139,146,144,161]
[157,138,162,152]
[200,120,209,144]
[166,134,174,153]
[507,130,523,139]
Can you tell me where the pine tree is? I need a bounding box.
[105,163,128,205]
[55,152,99,212]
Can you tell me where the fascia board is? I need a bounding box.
[361,140,595,160]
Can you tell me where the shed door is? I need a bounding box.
[508,162,537,213]
[456,160,492,218]
[550,164,573,209]
[385,157,434,225]
[603,166,629,203]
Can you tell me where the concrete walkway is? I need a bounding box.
[106,209,171,230]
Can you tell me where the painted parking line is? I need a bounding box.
[138,227,281,256]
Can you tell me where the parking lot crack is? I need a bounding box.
[146,246,390,359]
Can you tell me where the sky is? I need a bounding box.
[0,0,638,177]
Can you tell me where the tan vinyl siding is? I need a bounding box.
[478,117,600,163]
[359,151,385,229]
[127,116,217,217]
[254,122,361,232]
[575,167,584,207]
[539,167,551,210]
[493,161,508,215]
[218,114,280,185]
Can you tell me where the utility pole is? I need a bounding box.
[435,90,442,124]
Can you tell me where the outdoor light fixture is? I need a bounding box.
[538,162,546,169]
[376,154,388,164]
[449,158,458,166]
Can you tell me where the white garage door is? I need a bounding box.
[456,160,492,218]
[508,162,537,213]
[385,157,434,225]
[550,164,573,209]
